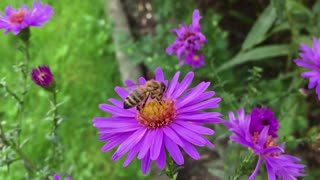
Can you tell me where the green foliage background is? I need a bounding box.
[0,0,319,179]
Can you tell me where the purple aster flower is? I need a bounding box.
[225,108,305,179]
[93,67,222,174]
[53,174,72,180]
[0,1,53,35]
[166,9,207,68]
[294,37,320,100]
[250,107,279,138]
[185,52,205,68]
[31,65,54,88]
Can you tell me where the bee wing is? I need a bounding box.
[122,80,142,93]
[124,80,138,91]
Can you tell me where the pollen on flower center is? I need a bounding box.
[137,99,176,129]
[38,72,48,82]
[182,31,195,40]
[9,10,26,24]
[193,55,199,61]
[252,132,279,156]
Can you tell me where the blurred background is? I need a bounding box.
[0,0,319,179]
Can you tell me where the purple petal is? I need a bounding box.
[191,9,201,31]
[155,67,164,82]
[99,104,134,117]
[174,121,214,135]
[115,87,128,100]
[108,98,123,107]
[294,59,317,70]
[97,126,140,134]
[186,91,215,106]
[257,126,269,147]
[176,112,222,123]
[176,82,210,108]
[139,77,147,85]
[204,138,215,148]
[171,72,194,99]
[177,98,221,113]
[180,139,200,160]
[138,130,154,159]
[141,151,152,174]
[265,160,276,180]
[53,174,60,180]
[93,119,138,128]
[156,144,166,170]
[248,156,262,180]
[123,140,143,167]
[150,129,163,160]
[162,126,184,146]
[166,71,180,98]
[125,79,136,91]
[101,133,130,152]
[5,6,14,16]
[170,123,207,146]
[164,135,184,165]
[112,128,147,160]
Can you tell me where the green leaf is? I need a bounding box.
[217,44,290,72]
[241,4,277,51]
[271,0,286,20]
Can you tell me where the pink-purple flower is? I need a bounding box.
[250,107,279,138]
[93,67,222,174]
[0,1,53,35]
[225,108,305,179]
[31,65,54,88]
[294,37,320,100]
[166,9,207,68]
[185,52,205,68]
[53,174,72,180]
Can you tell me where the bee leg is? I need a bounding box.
[136,105,141,111]
[138,93,150,112]
[156,97,163,105]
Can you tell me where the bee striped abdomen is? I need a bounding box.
[123,88,144,109]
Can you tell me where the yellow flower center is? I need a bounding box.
[9,10,26,24]
[193,55,199,61]
[137,100,176,129]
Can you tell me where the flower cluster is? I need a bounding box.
[166,9,207,68]
[225,108,305,179]
[31,65,54,88]
[294,37,320,100]
[0,1,53,35]
[53,174,72,180]
[92,67,222,174]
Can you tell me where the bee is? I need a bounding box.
[123,80,166,111]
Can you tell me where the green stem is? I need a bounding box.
[165,155,176,180]
[16,29,31,144]
[0,83,23,105]
[52,90,58,134]
[50,89,62,170]
[0,122,38,173]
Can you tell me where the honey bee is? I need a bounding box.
[123,80,166,111]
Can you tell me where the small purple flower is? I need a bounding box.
[0,1,53,35]
[93,67,222,174]
[225,108,305,179]
[294,37,320,100]
[250,107,279,138]
[53,174,72,180]
[31,65,54,87]
[185,52,205,68]
[166,9,207,68]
